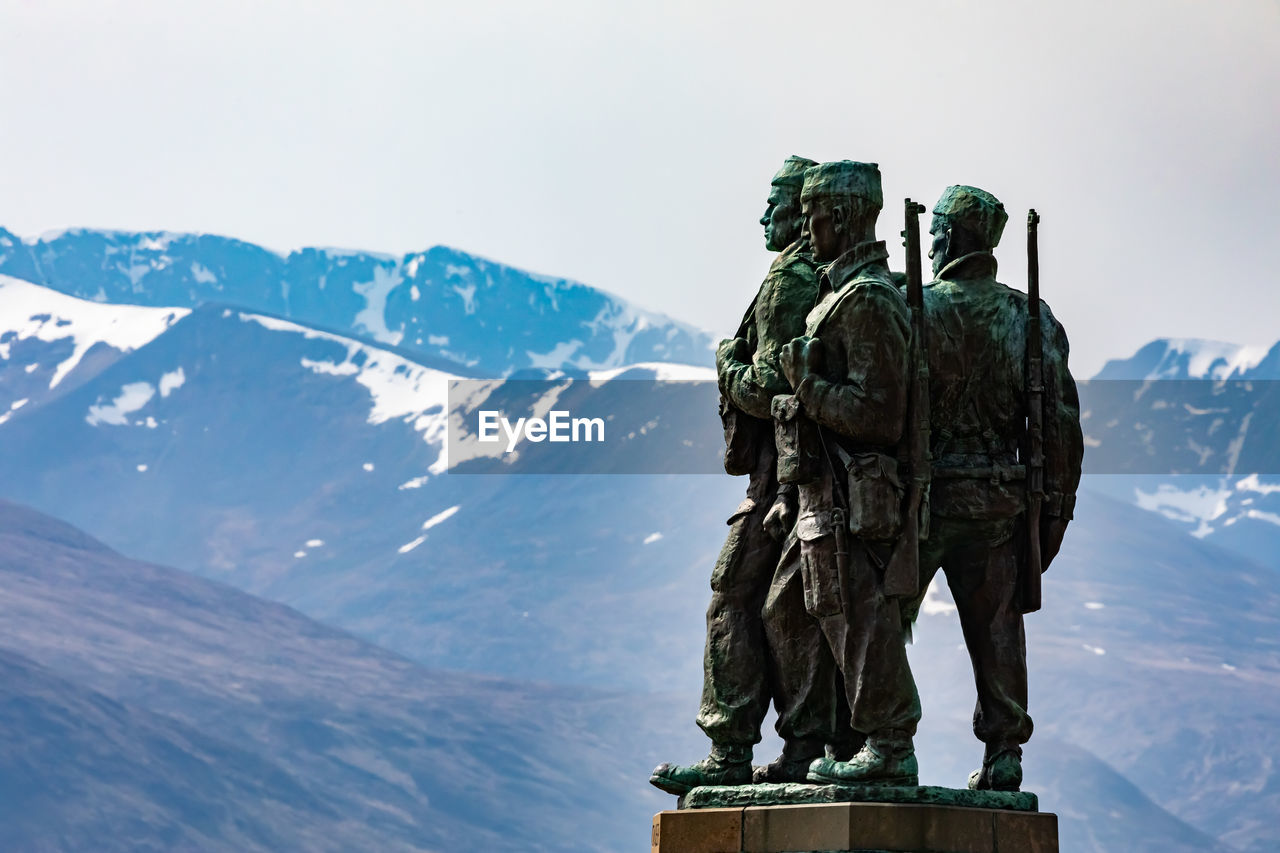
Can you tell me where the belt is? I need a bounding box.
[932,463,1026,482]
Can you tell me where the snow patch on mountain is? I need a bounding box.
[0,398,28,426]
[1235,474,1280,496]
[1153,339,1269,379]
[1096,337,1272,380]
[189,262,217,284]
[0,276,188,388]
[86,382,156,427]
[158,368,185,398]
[1241,508,1280,527]
[136,233,178,252]
[526,341,584,370]
[587,362,717,382]
[1133,482,1231,538]
[398,535,426,554]
[352,264,405,345]
[587,302,647,368]
[237,312,456,455]
[421,505,460,531]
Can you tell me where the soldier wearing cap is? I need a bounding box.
[651,156,849,794]
[904,185,1083,790]
[775,160,923,786]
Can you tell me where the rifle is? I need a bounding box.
[884,198,930,597]
[1022,209,1044,614]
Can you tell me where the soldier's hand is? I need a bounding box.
[781,336,822,388]
[763,492,797,542]
[716,337,750,371]
[1040,516,1069,572]
[802,337,825,373]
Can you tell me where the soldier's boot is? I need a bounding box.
[968,745,1023,792]
[650,743,753,795]
[752,737,824,784]
[806,729,919,787]
[754,733,863,784]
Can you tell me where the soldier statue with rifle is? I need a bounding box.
[902,185,1084,791]
[771,161,926,787]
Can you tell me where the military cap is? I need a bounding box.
[799,160,883,208]
[770,155,819,189]
[933,185,1008,249]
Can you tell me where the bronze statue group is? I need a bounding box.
[651,158,1083,796]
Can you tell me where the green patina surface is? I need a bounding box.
[677,782,1038,813]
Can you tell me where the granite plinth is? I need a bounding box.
[678,782,1037,813]
[652,799,1057,853]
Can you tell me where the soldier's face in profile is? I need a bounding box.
[929,215,951,276]
[761,185,801,252]
[802,197,839,263]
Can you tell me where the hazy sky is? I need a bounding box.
[2,0,1277,375]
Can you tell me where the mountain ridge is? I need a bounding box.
[1093,336,1280,380]
[0,226,714,377]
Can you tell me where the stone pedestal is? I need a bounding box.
[651,785,1057,853]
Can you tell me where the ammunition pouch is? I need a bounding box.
[796,508,846,618]
[845,451,905,542]
[772,394,822,485]
[720,394,763,476]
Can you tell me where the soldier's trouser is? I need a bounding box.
[696,479,781,747]
[913,514,1033,748]
[798,533,921,739]
[762,537,850,751]
[698,487,844,749]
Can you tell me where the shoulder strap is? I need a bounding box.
[807,277,863,338]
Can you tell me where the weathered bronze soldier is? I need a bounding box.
[651,156,847,793]
[904,185,1083,791]
[774,161,923,787]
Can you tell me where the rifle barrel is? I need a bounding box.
[885,199,930,597]
[1023,209,1044,613]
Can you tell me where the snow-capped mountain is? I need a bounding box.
[0,278,729,688]
[1094,337,1280,380]
[1083,337,1280,569]
[0,276,187,418]
[0,227,714,377]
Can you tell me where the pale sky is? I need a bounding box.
[2,0,1277,376]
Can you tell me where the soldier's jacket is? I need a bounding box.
[793,240,910,455]
[783,240,911,551]
[921,251,1083,520]
[718,238,820,421]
